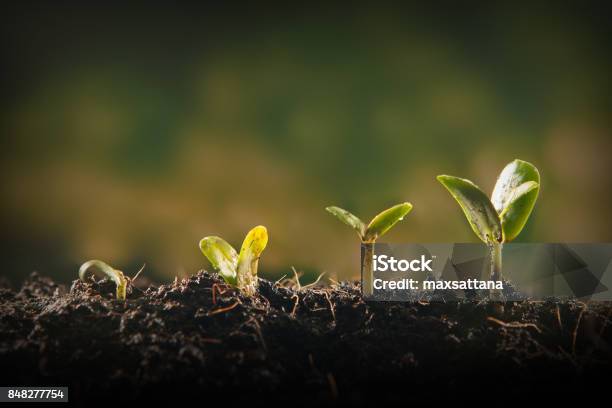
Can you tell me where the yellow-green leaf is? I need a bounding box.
[437,175,502,244]
[236,225,268,295]
[364,202,413,242]
[325,206,366,240]
[499,181,540,242]
[199,236,238,285]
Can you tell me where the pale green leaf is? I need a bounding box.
[325,206,366,240]
[491,159,540,213]
[437,175,502,243]
[499,181,540,242]
[199,236,238,285]
[364,202,413,242]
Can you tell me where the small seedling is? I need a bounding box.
[199,225,268,296]
[437,159,540,296]
[79,260,129,301]
[326,203,413,296]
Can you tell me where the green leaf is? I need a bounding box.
[437,175,502,243]
[236,225,268,295]
[79,259,128,301]
[491,159,540,213]
[364,202,413,242]
[325,206,366,240]
[499,181,540,242]
[199,236,238,285]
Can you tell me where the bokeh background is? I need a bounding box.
[2,2,611,284]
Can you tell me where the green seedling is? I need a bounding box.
[437,159,540,296]
[79,260,129,301]
[199,225,268,296]
[326,203,413,297]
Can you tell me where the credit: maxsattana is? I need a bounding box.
[373,279,503,290]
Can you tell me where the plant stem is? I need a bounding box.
[237,256,258,297]
[490,242,502,281]
[361,243,374,297]
[489,242,503,300]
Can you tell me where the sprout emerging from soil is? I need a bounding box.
[437,159,540,296]
[199,225,268,296]
[326,203,413,297]
[79,260,129,301]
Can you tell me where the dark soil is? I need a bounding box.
[1,271,611,406]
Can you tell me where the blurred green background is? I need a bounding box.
[2,2,611,284]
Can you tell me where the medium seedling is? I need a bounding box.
[199,225,268,296]
[79,259,129,301]
[326,203,413,297]
[437,159,540,297]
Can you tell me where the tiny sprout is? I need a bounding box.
[326,203,413,297]
[199,225,268,296]
[437,159,540,294]
[79,260,129,301]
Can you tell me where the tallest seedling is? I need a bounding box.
[437,159,540,294]
[326,202,413,297]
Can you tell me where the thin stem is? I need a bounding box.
[489,242,503,300]
[490,242,502,281]
[237,255,258,297]
[79,260,128,301]
[361,243,374,297]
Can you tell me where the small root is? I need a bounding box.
[131,263,146,282]
[273,274,287,286]
[572,305,587,355]
[211,283,229,305]
[486,316,542,333]
[291,266,301,291]
[247,316,267,352]
[308,354,320,374]
[556,305,563,330]
[301,272,326,290]
[207,301,240,316]
[327,372,338,399]
[323,291,336,322]
[290,294,299,317]
[365,312,375,326]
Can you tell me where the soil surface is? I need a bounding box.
[1,271,611,406]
